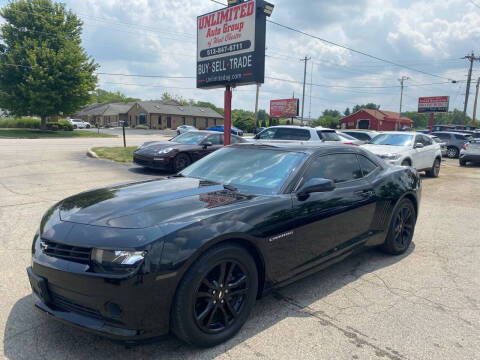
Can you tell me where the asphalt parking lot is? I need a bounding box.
[1,137,479,359]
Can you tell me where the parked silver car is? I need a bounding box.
[459,139,480,166]
[431,132,472,158]
[340,129,380,142]
[176,125,198,135]
[430,135,447,157]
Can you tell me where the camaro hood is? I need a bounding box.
[362,144,408,155]
[58,178,253,229]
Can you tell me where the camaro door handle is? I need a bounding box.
[355,190,374,198]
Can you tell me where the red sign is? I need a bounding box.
[270,98,299,117]
[418,96,449,113]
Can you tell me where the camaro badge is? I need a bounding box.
[268,231,294,243]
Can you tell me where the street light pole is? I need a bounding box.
[473,77,480,124]
[398,76,409,130]
[300,56,311,126]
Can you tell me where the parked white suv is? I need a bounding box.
[68,118,90,129]
[362,132,442,177]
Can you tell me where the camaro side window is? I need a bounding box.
[358,155,378,177]
[304,154,363,184]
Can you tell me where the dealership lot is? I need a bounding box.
[1,137,479,359]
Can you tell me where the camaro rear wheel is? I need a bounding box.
[382,199,416,255]
[171,243,258,347]
[426,158,440,177]
[173,153,191,172]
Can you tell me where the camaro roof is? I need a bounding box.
[231,141,367,155]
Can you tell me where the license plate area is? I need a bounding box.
[27,267,51,304]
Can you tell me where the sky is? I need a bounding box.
[4,0,480,118]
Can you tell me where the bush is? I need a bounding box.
[58,119,74,131]
[46,122,60,131]
[0,117,40,129]
[135,125,149,130]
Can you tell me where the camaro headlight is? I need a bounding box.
[380,153,401,160]
[91,249,146,274]
[157,147,174,154]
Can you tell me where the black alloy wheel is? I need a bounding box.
[194,260,249,334]
[382,199,416,255]
[171,243,258,347]
[446,146,459,159]
[173,153,191,172]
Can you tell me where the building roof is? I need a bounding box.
[134,101,223,118]
[75,102,134,117]
[342,108,412,123]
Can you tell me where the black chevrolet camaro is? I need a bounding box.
[27,143,421,347]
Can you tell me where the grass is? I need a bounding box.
[0,128,116,138]
[91,146,136,162]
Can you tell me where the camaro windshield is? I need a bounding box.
[172,132,207,145]
[370,134,413,146]
[181,147,306,195]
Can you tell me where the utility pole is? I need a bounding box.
[308,61,313,124]
[473,77,480,124]
[254,83,260,128]
[300,56,311,126]
[462,52,480,124]
[398,76,410,130]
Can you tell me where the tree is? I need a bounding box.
[344,107,351,116]
[231,109,255,132]
[0,0,98,129]
[352,103,381,113]
[160,92,188,105]
[322,109,341,118]
[89,89,139,104]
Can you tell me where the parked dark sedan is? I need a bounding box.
[28,143,421,347]
[133,130,246,172]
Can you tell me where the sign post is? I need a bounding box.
[197,0,272,145]
[418,96,450,133]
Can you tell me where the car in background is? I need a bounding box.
[254,127,266,134]
[340,130,380,142]
[176,125,197,135]
[133,130,246,172]
[28,142,420,346]
[430,135,447,157]
[68,119,90,129]
[337,132,363,145]
[207,125,244,136]
[459,139,480,166]
[362,132,442,177]
[431,132,472,158]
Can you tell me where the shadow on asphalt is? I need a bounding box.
[3,244,415,359]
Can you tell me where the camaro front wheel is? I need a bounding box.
[171,243,258,347]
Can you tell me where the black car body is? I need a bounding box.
[133,131,246,172]
[28,144,421,346]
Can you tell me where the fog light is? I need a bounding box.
[105,302,123,317]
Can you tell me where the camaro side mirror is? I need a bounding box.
[202,141,213,149]
[297,178,335,199]
[414,142,424,149]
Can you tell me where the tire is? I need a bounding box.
[446,146,459,159]
[171,243,258,347]
[381,198,416,255]
[173,153,191,172]
[73,125,77,129]
[401,159,411,167]
[425,158,441,177]
[459,159,467,166]
[86,124,90,128]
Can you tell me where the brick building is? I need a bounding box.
[126,101,223,130]
[74,102,133,126]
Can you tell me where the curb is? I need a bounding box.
[86,148,99,159]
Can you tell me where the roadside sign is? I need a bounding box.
[418,96,449,113]
[270,98,299,117]
[197,0,267,89]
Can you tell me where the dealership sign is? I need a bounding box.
[270,98,299,117]
[418,96,449,113]
[197,0,267,89]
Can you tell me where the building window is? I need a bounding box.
[182,117,186,125]
[205,118,208,128]
[158,116,162,125]
[214,119,217,126]
[193,117,197,127]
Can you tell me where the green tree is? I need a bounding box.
[160,92,188,105]
[352,103,381,113]
[0,0,98,129]
[344,107,351,116]
[322,109,341,118]
[89,89,139,103]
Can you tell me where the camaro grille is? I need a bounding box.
[50,292,103,320]
[40,239,91,264]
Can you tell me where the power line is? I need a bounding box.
[468,0,480,9]
[96,72,195,79]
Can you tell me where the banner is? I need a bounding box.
[418,96,449,113]
[270,98,299,117]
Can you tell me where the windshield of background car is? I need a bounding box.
[171,132,207,145]
[318,131,341,141]
[370,134,414,146]
[181,147,307,195]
